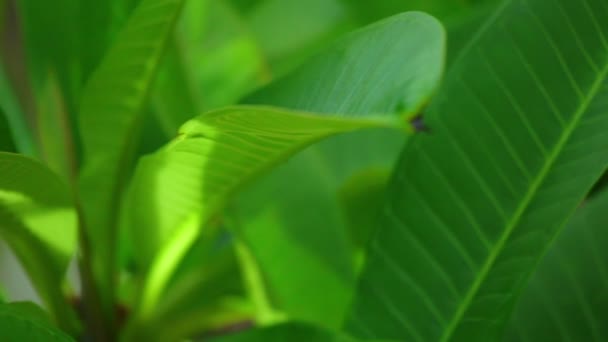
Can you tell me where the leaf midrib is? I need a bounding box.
[439,26,608,342]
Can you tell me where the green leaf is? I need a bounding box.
[0,301,74,341]
[0,153,77,332]
[125,12,445,325]
[230,10,445,328]
[505,189,608,341]
[232,153,357,328]
[128,106,404,319]
[77,0,184,313]
[122,233,251,341]
[338,167,391,256]
[347,0,608,341]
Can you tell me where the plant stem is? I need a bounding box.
[75,200,112,342]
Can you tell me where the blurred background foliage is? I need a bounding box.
[0,0,503,338]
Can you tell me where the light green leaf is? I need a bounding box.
[0,153,77,332]
[347,0,608,341]
[0,301,74,341]
[122,234,251,341]
[505,189,608,341]
[77,0,184,312]
[128,106,404,319]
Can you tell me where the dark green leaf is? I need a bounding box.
[505,189,608,341]
[0,301,74,341]
[347,0,608,340]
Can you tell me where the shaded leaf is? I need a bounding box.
[505,189,608,341]
[347,0,608,341]
[0,301,74,342]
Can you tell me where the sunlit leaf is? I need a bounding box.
[128,106,404,320]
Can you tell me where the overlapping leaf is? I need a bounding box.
[505,189,608,341]
[128,106,403,320]
[347,0,608,341]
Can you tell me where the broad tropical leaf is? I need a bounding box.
[505,189,608,341]
[347,0,608,340]
[77,0,184,311]
[0,302,74,342]
[0,153,77,332]
[124,12,445,324]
